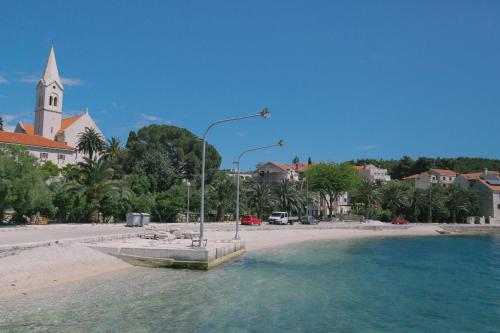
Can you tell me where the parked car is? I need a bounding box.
[240,214,262,226]
[301,216,319,224]
[268,212,299,225]
[392,216,410,225]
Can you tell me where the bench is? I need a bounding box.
[191,233,207,247]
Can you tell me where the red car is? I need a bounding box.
[393,216,410,225]
[240,214,262,226]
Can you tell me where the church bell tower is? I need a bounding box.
[34,46,63,139]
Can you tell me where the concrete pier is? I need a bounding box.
[91,238,245,270]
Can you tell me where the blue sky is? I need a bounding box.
[1,1,500,170]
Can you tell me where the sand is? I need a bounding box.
[0,243,131,299]
[0,223,445,299]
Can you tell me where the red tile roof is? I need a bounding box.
[61,114,81,130]
[478,178,500,191]
[269,161,289,171]
[460,171,499,180]
[403,174,419,180]
[430,169,456,177]
[354,165,366,171]
[0,132,75,151]
[268,162,311,172]
[21,114,82,136]
[22,124,34,135]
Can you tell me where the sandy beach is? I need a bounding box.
[0,222,486,299]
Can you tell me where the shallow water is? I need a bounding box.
[1,236,500,333]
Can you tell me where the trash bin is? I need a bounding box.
[140,213,151,226]
[126,213,142,227]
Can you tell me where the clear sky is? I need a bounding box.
[1,1,499,170]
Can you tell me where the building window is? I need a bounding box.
[40,152,48,160]
[49,96,53,106]
[498,204,500,210]
[58,154,65,161]
[51,127,53,133]
[54,97,58,107]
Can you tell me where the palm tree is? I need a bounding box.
[446,184,471,223]
[247,181,274,218]
[77,127,105,160]
[407,187,427,222]
[274,179,304,216]
[208,174,235,221]
[381,180,411,219]
[105,137,121,159]
[351,180,382,219]
[65,156,119,222]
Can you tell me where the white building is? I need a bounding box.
[0,47,102,166]
[456,170,500,224]
[255,162,310,183]
[405,169,457,189]
[355,164,391,183]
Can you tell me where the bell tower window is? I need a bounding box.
[49,96,53,106]
[54,97,58,107]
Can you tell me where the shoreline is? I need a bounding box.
[1,223,498,300]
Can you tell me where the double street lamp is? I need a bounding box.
[233,139,285,239]
[198,108,271,245]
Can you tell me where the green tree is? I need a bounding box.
[132,149,178,193]
[105,137,122,159]
[427,186,449,223]
[304,162,361,218]
[208,173,235,221]
[446,185,477,223]
[51,180,87,222]
[100,184,132,223]
[381,180,412,219]
[0,116,3,131]
[274,179,304,216]
[292,156,300,164]
[247,181,274,218]
[123,125,221,183]
[390,156,414,179]
[152,185,187,222]
[66,156,120,222]
[406,187,427,222]
[0,145,54,222]
[351,180,382,219]
[77,127,105,160]
[40,161,60,179]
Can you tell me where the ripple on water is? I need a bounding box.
[1,236,500,333]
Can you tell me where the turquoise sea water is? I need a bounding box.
[1,236,500,333]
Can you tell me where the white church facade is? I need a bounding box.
[0,47,103,166]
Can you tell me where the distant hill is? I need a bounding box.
[348,156,500,180]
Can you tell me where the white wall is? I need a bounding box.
[64,112,104,149]
[27,146,77,167]
[34,81,63,139]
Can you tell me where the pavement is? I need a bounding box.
[0,224,142,247]
[0,221,408,248]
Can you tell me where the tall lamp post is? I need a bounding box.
[234,139,285,239]
[199,108,271,245]
[186,181,191,223]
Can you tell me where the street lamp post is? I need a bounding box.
[186,181,191,223]
[199,108,271,245]
[234,140,284,239]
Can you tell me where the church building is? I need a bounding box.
[0,47,103,166]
